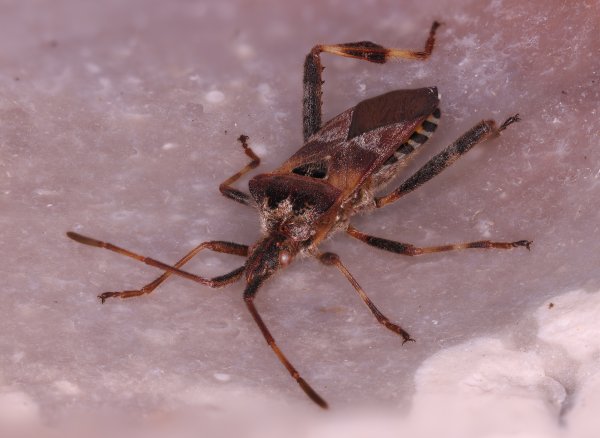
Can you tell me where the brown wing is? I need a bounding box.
[274,87,439,199]
[347,87,439,139]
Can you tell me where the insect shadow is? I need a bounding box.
[67,22,531,409]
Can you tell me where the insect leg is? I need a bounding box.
[303,21,441,141]
[243,279,328,409]
[347,225,531,255]
[317,252,414,344]
[375,114,520,208]
[219,134,261,206]
[96,239,248,302]
[66,232,246,298]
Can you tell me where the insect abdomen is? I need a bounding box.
[368,108,441,190]
[383,108,440,166]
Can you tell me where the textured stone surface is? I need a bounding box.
[1,0,599,436]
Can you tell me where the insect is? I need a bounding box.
[67,22,531,409]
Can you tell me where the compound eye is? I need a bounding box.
[279,250,292,267]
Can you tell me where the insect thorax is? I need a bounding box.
[258,197,321,243]
[249,173,342,245]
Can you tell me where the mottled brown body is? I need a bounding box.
[67,22,530,409]
[255,86,440,254]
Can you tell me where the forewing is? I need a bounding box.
[275,87,439,198]
[347,87,439,139]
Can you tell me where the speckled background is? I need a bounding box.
[1,0,599,436]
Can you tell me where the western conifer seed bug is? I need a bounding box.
[67,22,531,409]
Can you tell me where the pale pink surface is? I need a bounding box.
[1,0,599,435]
